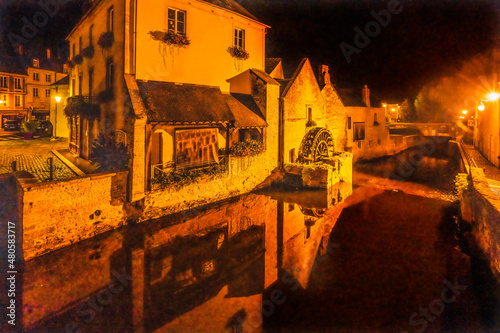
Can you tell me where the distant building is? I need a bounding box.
[0,55,28,129]
[338,85,391,161]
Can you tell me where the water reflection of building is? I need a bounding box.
[23,183,351,332]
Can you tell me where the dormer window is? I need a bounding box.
[234,28,245,49]
[33,59,39,67]
[168,8,186,35]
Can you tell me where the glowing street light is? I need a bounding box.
[462,110,468,115]
[478,102,485,111]
[487,92,500,101]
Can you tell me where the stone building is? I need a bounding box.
[339,85,391,161]
[66,0,278,204]
[0,54,28,129]
[0,48,67,129]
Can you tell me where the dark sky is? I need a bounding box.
[1,0,498,101]
[240,0,499,101]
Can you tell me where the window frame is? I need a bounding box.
[45,74,51,83]
[0,76,7,88]
[234,28,245,49]
[46,89,51,98]
[14,78,22,90]
[33,87,39,97]
[106,59,114,90]
[15,95,21,107]
[33,72,39,81]
[167,7,186,35]
[107,6,114,32]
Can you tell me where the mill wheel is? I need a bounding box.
[298,127,334,163]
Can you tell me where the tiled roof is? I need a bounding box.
[225,93,267,128]
[251,69,280,86]
[137,80,267,127]
[200,0,259,21]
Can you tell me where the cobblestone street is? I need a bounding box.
[0,137,77,182]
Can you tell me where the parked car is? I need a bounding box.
[36,120,53,137]
[4,120,20,131]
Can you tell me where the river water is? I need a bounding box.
[20,142,500,332]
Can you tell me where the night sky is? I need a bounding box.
[0,0,498,101]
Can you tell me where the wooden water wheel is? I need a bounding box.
[297,127,334,163]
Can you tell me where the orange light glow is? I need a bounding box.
[462,110,468,115]
[478,102,485,111]
[487,92,500,101]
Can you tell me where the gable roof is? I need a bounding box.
[265,58,282,74]
[250,69,280,85]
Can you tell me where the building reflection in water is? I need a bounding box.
[23,182,352,332]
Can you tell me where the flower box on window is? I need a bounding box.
[64,96,100,119]
[67,60,75,69]
[97,32,114,50]
[227,46,249,60]
[82,45,94,59]
[73,54,83,65]
[148,30,190,48]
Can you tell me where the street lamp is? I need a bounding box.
[462,110,468,115]
[54,95,61,138]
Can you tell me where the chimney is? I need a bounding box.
[362,85,370,107]
[318,65,331,87]
[46,48,51,60]
[17,44,23,56]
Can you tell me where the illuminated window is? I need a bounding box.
[14,78,22,90]
[107,7,114,32]
[46,89,50,98]
[0,76,7,88]
[2,94,7,106]
[234,28,245,49]
[33,87,39,97]
[15,95,21,107]
[33,72,39,81]
[45,74,51,82]
[168,8,186,35]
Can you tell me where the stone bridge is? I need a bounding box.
[387,122,457,139]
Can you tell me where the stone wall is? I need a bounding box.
[468,168,500,277]
[21,171,128,260]
[141,152,277,221]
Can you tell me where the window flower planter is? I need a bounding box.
[227,46,249,60]
[148,30,191,48]
[82,45,94,59]
[148,30,191,68]
[63,96,100,119]
[97,32,114,50]
[95,89,113,104]
[73,54,83,65]
[67,60,75,69]
[230,140,264,157]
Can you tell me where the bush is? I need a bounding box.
[230,140,264,157]
[90,134,129,171]
[21,120,39,133]
[151,163,227,189]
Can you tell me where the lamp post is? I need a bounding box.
[54,95,61,138]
